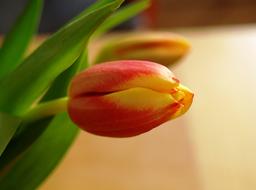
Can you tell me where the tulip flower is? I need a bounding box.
[24,60,193,137]
[68,60,193,137]
[94,32,190,66]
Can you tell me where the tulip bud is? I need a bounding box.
[94,32,190,66]
[68,60,193,137]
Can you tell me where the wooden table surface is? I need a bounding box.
[40,25,256,190]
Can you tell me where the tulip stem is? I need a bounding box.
[23,97,69,123]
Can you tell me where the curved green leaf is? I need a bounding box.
[0,118,51,171]
[94,0,150,37]
[0,49,88,171]
[0,49,88,178]
[0,46,89,171]
[0,113,78,190]
[41,48,88,102]
[0,0,43,80]
[0,113,21,156]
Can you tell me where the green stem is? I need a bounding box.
[23,97,69,123]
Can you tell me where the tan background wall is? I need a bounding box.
[151,0,256,28]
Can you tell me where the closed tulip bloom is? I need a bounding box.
[68,60,193,137]
[94,32,190,66]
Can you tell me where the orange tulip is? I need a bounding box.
[68,60,193,137]
[94,32,190,66]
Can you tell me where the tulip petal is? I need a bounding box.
[68,87,182,137]
[69,60,179,98]
[171,84,194,119]
[104,87,177,110]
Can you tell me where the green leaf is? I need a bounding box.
[41,48,88,102]
[94,0,150,37]
[0,50,88,181]
[0,118,51,171]
[0,48,89,170]
[0,113,22,156]
[0,113,79,190]
[0,0,123,117]
[0,47,89,170]
[0,0,43,80]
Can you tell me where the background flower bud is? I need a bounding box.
[68,60,193,137]
[94,32,190,66]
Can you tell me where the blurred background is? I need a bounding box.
[1,0,256,32]
[1,1,256,190]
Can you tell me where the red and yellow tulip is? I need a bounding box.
[68,60,193,137]
[94,32,190,66]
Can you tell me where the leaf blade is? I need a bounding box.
[41,48,88,102]
[94,0,150,37]
[0,118,51,170]
[0,113,22,156]
[0,113,79,190]
[0,0,43,80]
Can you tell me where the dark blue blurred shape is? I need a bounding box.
[39,0,94,32]
[0,0,137,33]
